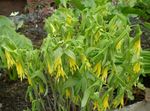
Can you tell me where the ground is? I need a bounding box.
[0,72,30,111]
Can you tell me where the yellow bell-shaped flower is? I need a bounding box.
[68,57,78,73]
[133,62,140,73]
[103,95,109,110]
[16,62,24,81]
[134,39,141,56]
[5,50,15,69]
[93,62,101,77]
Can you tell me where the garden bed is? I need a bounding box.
[0,1,150,111]
[0,73,30,111]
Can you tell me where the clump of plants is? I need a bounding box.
[41,1,143,110]
[0,0,150,111]
[0,16,48,111]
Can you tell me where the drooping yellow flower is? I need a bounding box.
[54,57,66,79]
[5,50,15,69]
[102,66,108,81]
[93,101,99,110]
[54,57,61,70]
[116,40,122,50]
[113,96,124,108]
[103,95,109,110]
[47,62,52,75]
[93,101,101,111]
[93,62,101,77]
[120,96,124,107]
[81,54,91,69]
[24,71,32,85]
[56,65,66,80]
[134,39,141,56]
[27,75,32,85]
[68,57,78,73]
[66,15,72,25]
[16,62,24,81]
[133,62,140,73]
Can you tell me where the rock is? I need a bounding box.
[145,88,150,102]
[112,101,150,111]
[0,103,2,108]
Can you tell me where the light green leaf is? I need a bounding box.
[81,88,92,107]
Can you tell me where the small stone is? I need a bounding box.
[145,88,150,102]
[0,103,2,108]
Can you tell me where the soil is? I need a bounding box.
[0,0,26,16]
[124,87,145,106]
[17,12,47,48]
[0,71,30,111]
[16,6,54,48]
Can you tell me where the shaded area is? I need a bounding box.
[0,0,26,16]
[0,71,30,111]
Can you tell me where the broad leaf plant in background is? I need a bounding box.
[0,0,150,111]
[0,16,48,111]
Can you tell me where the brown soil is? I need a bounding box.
[0,0,26,16]
[0,71,30,111]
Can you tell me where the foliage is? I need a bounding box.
[41,0,150,110]
[118,0,150,19]
[0,16,48,110]
[0,0,150,111]
[42,1,143,110]
[116,0,150,31]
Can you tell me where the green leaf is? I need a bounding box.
[70,0,85,10]
[0,16,14,28]
[53,47,63,60]
[81,80,101,107]
[137,83,145,90]
[31,71,48,96]
[64,77,79,88]
[60,0,68,7]
[65,49,76,60]
[144,22,150,30]
[121,7,149,20]
[0,26,32,49]
[74,81,82,95]
[81,88,92,107]
[81,0,96,8]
